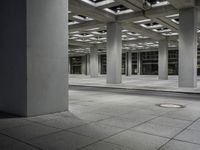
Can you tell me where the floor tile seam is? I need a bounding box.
[0,132,43,150]
[158,113,198,122]
[152,114,194,122]
[37,117,92,130]
[78,139,135,150]
[130,128,179,139]
[88,115,163,145]
[138,119,192,129]
[157,116,200,150]
[22,119,67,130]
[0,122,34,132]
[171,138,200,146]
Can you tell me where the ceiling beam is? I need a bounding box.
[145,5,178,18]
[115,0,142,11]
[153,18,178,32]
[98,1,120,9]
[121,22,166,40]
[69,39,92,47]
[167,0,195,9]
[69,0,116,23]
[69,20,104,32]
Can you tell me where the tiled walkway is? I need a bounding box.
[69,75,200,94]
[1,88,200,149]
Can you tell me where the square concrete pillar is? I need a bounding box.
[82,55,87,75]
[86,54,90,75]
[137,52,141,75]
[179,7,197,88]
[158,40,168,80]
[90,46,99,77]
[0,0,68,116]
[126,52,132,76]
[107,22,122,84]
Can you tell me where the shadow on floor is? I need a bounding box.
[0,111,20,119]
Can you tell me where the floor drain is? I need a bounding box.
[156,103,185,108]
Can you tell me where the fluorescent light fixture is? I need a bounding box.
[81,0,114,7]
[134,19,151,24]
[68,21,79,25]
[87,28,100,31]
[162,32,178,36]
[127,32,140,36]
[122,29,128,32]
[138,36,149,39]
[140,23,163,29]
[152,28,171,33]
[73,15,93,21]
[104,8,133,15]
[171,18,179,24]
[152,1,169,7]
[74,34,94,38]
[70,31,80,34]
[166,14,179,18]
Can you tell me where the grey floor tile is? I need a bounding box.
[0,123,60,141]
[0,118,31,130]
[105,130,169,150]
[0,134,38,150]
[119,112,156,123]
[69,112,111,122]
[96,116,141,129]
[69,122,124,140]
[40,116,87,129]
[30,131,97,150]
[132,122,183,138]
[175,129,200,144]
[188,120,200,131]
[148,117,191,129]
[160,140,200,150]
[163,110,200,121]
[80,141,132,150]
[27,114,61,123]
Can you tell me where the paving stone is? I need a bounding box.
[80,141,132,150]
[175,129,200,144]
[30,131,97,150]
[69,122,124,140]
[160,140,200,150]
[0,123,60,141]
[105,130,169,150]
[132,122,183,138]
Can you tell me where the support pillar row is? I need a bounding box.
[107,22,122,84]
[90,46,98,77]
[158,40,168,80]
[179,7,197,88]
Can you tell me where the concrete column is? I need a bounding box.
[82,55,87,75]
[90,46,98,77]
[107,22,122,84]
[69,57,71,74]
[137,52,141,75]
[0,0,68,116]
[158,40,168,80]
[98,55,101,75]
[179,8,197,88]
[126,52,132,76]
[86,54,90,75]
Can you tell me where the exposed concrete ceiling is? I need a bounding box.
[68,0,199,54]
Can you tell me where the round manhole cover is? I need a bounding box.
[156,103,185,108]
